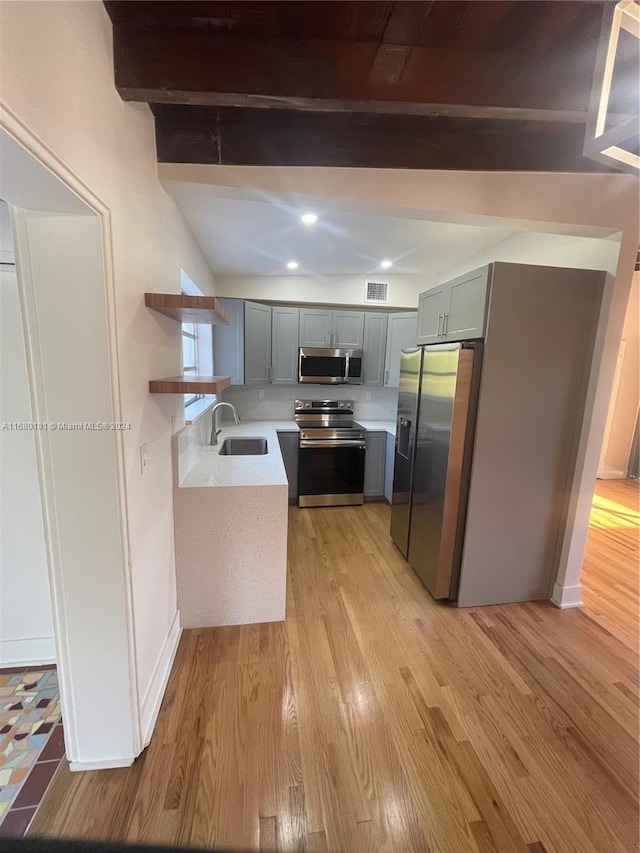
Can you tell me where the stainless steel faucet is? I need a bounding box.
[209,401,240,446]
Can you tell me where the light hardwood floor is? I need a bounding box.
[31,480,639,852]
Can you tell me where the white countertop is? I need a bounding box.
[180,421,293,488]
[358,419,396,436]
[179,418,396,488]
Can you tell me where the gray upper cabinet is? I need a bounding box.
[299,308,332,347]
[215,300,417,388]
[299,307,364,348]
[213,297,244,385]
[417,266,490,345]
[416,286,448,345]
[333,310,364,348]
[271,306,300,384]
[384,312,418,387]
[244,301,272,385]
[362,313,388,385]
[443,267,490,341]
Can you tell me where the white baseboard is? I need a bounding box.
[0,636,56,667]
[140,610,182,747]
[598,467,626,480]
[69,757,134,772]
[551,582,584,609]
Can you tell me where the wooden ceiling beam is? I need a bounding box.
[113,23,595,116]
[152,106,613,172]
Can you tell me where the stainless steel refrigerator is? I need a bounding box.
[390,342,482,600]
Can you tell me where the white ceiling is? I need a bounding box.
[162,179,518,277]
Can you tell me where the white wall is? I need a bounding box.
[0,0,216,762]
[0,264,54,666]
[215,230,620,316]
[435,232,622,283]
[602,272,640,476]
[0,201,14,264]
[215,273,432,308]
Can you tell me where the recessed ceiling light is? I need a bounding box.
[301,212,318,225]
[286,261,299,270]
[380,259,393,269]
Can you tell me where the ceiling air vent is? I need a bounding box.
[365,281,389,304]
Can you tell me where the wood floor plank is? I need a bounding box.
[29,480,639,852]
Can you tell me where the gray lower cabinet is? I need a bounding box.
[271,306,300,384]
[213,298,244,385]
[384,431,395,503]
[277,431,298,501]
[363,313,388,385]
[244,301,272,384]
[384,312,418,387]
[364,431,386,499]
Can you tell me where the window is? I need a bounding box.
[180,270,215,422]
[182,318,204,408]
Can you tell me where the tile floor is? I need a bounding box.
[0,664,64,837]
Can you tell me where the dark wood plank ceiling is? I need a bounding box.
[104,1,623,172]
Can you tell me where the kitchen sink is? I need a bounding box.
[218,437,268,456]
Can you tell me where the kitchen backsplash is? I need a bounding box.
[175,411,211,482]
[220,384,399,422]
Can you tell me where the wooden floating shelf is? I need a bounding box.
[145,292,230,325]
[149,375,231,395]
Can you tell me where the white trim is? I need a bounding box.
[551,582,584,609]
[0,636,56,667]
[140,610,182,747]
[12,206,79,757]
[69,757,134,772]
[1,101,142,759]
[598,467,627,479]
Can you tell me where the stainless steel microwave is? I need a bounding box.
[298,347,363,385]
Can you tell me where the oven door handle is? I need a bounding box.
[299,440,366,449]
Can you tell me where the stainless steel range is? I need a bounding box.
[295,399,366,508]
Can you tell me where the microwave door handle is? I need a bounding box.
[345,353,350,383]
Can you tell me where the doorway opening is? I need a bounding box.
[0,118,140,819]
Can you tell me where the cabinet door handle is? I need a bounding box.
[437,313,443,337]
[384,370,389,385]
[443,313,448,335]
